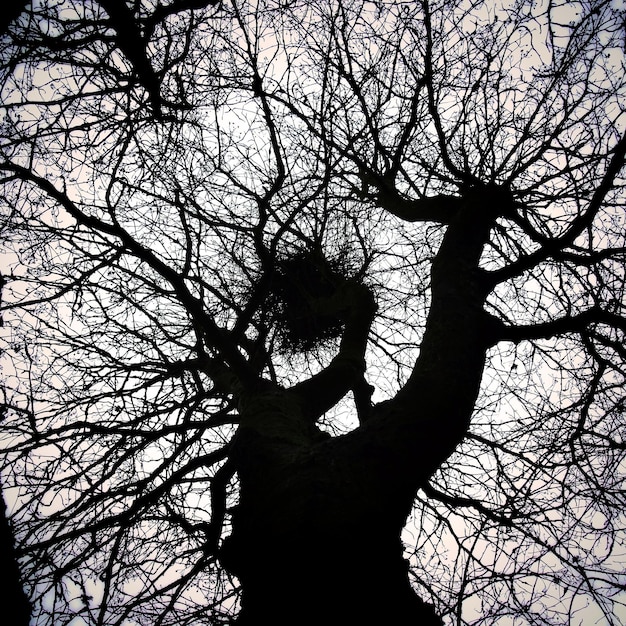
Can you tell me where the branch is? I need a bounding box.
[205,459,236,555]
[289,282,377,421]
[97,0,164,115]
[422,482,514,528]
[0,0,28,36]
[20,447,228,555]
[489,131,626,285]
[493,306,626,344]
[145,0,219,40]
[375,189,461,224]
[421,0,479,186]
[1,162,255,388]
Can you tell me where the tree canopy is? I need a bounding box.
[1,0,625,624]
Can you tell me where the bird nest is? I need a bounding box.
[265,248,360,353]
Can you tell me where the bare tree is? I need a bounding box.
[1,0,625,624]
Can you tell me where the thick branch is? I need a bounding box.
[493,306,626,344]
[205,459,236,554]
[341,189,515,490]
[0,0,28,36]
[97,0,163,115]
[145,0,218,40]
[375,190,461,224]
[289,282,377,421]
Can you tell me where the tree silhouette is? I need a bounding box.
[1,1,625,624]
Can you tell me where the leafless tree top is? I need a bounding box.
[1,1,625,624]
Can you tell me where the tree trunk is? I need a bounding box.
[221,390,444,625]
[0,488,31,626]
[221,190,507,624]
